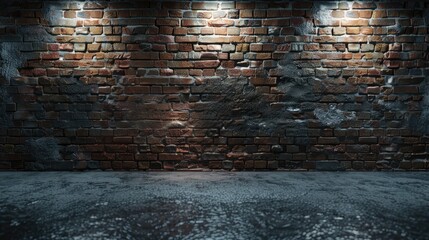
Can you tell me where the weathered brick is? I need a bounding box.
[192,2,218,10]
[369,19,395,26]
[333,27,346,35]
[346,145,370,153]
[393,86,419,94]
[318,137,339,145]
[194,60,220,68]
[236,2,255,9]
[0,0,426,172]
[341,19,369,27]
[352,2,376,9]
[156,19,180,26]
[181,19,207,27]
[262,18,290,26]
[209,19,235,27]
[250,77,276,86]
[175,36,198,43]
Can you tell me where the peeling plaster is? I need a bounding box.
[296,20,314,35]
[410,77,429,134]
[42,3,65,26]
[0,43,26,82]
[18,26,55,43]
[278,54,301,79]
[314,104,356,128]
[25,137,61,162]
[312,2,335,27]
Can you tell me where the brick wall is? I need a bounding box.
[0,1,428,170]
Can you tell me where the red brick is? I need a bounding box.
[124,86,150,94]
[40,52,59,60]
[250,77,277,86]
[156,19,179,26]
[352,2,376,9]
[64,11,76,18]
[236,2,255,9]
[192,2,218,10]
[168,61,193,69]
[181,19,207,27]
[77,10,103,18]
[341,19,369,27]
[194,60,220,68]
[369,19,395,26]
[208,19,234,27]
[175,36,198,43]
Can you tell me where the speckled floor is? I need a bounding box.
[0,172,428,240]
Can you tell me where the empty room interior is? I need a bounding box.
[0,0,428,239]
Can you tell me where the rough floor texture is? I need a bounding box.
[0,172,428,240]
[0,1,429,170]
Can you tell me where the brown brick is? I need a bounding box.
[64,11,76,18]
[181,19,207,27]
[341,19,369,27]
[352,2,376,9]
[175,36,198,43]
[346,145,370,153]
[393,86,419,94]
[254,160,267,169]
[369,19,395,26]
[192,2,218,10]
[156,19,179,26]
[240,10,253,18]
[236,2,255,9]
[40,52,60,60]
[208,19,234,27]
[250,77,277,86]
[333,27,346,35]
[318,137,339,145]
[194,60,220,68]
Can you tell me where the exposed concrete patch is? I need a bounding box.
[0,43,26,82]
[296,20,314,35]
[189,77,298,134]
[410,77,429,134]
[18,26,55,43]
[41,2,66,26]
[0,86,11,126]
[312,2,335,27]
[277,77,320,102]
[278,54,301,79]
[277,54,321,102]
[314,104,356,128]
[25,137,61,170]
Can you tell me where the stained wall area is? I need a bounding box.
[0,0,428,170]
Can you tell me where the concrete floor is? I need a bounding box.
[0,172,428,240]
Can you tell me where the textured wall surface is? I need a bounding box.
[0,0,428,170]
